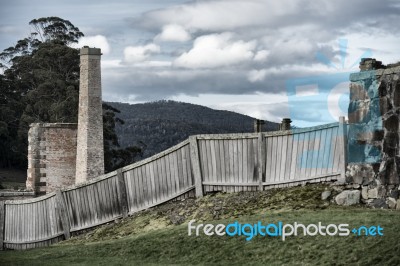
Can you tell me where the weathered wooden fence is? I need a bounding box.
[0,119,347,250]
[192,119,346,195]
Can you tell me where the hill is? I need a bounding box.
[1,184,399,265]
[107,100,279,158]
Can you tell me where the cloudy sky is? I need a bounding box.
[1,0,399,126]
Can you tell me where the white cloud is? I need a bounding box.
[155,24,191,42]
[131,61,172,68]
[254,50,269,62]
[71,35,111,55]
[247,69,268,82]
[138,0,300,32]
[123,43,160,63]
[102,60,123,69]
[0,25,21,34]
[173,33,256,69]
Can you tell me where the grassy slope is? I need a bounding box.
[1,184,400,266]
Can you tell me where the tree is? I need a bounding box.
[0,66,26,168]
[0,17,83,68]
[103,103,142,172]
[29,17,84,45]
[0,17,140,171]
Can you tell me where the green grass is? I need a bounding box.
[1,185,400,265]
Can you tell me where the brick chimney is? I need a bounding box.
[75,47,104,184]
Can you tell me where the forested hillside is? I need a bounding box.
[107,101,279,158]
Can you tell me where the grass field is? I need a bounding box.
[1,184,399,265]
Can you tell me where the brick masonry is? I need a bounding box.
[26,123,77,194]
[75,47,105,184]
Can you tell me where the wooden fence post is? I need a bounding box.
[0,201,5,250]
[258,133,265,191]
[339,116,348,182]
[190,136,204,197]
[55,190,71,240]
[117,169,129,217]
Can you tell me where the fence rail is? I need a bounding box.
[0,120,347,250]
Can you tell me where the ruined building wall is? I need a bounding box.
[345,58,400,209]
[26,47,104,194]
[26,123,77,194]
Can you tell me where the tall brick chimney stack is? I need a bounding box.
[75,46,104,184]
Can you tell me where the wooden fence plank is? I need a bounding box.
[265,136,271,182]
[338,116,347,182]
[310,130,320,178]
[238,139,243,188]
[186,145,194,185]
[190,136,204,197]
[318,127,327,176]
[233,139,239,191]
[299,132,307,179]
[152,159,160,203]
[206,141,212,184]
[181,147,188,191]
[332,125,341,175]
[55,191,70,240]
[271,136,278,181]
[125,170,134,210]
[141,166,149,207]
[173,151,180,193]
[305,130,315,178]
[247,139,254,182]
[258,133,264,191]
[285,134,293,180]
[135,168,143,208]
[228,140,234,189]
[289,133,298,180]
[223,140,230,183]
[147,163,156,205]
[279,135,288,181]
[326,128,334,173]
[210,139,217,184]
[159,157,167,200]
[0,201,4,250]
[166,154,174,197]
[160,156,167,200]
[177,148,184,193]
[117,169,129,217]
[243,138,248,183]
[215,140,222,191]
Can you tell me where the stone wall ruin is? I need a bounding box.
[342,58,400,209]
[26,123,77,194]
[26,46,104,194]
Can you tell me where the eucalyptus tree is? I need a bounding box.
[0,17,140,171]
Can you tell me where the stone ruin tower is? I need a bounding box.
[75,47,104,184]
[26,46,104,193]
